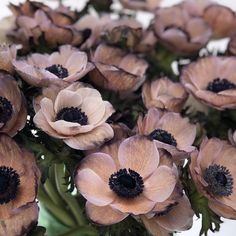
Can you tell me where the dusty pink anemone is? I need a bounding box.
[137,108,196,159]
[190,138,236,219]
[75,136,178,224]
[153,4,212,55]
[142,195,194,236]
[75,15,142,50]
[142,77,188,112]
[90,44,148,93]
[13,44,94,87]
[181,56,236,110]
[8,9,88,51]
[0,135,40,235]
[33,82,115,150]
[0,71,27,137]
[203,4,236,38]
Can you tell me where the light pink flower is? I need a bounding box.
[13,44,94,87]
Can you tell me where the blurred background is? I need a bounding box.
[0,0,236,235]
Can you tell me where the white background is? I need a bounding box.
[1,0,236,235]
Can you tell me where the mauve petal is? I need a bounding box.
[118,136,159,178]
[75,87,101,99]
[144,166,177,202]
[64,123,114,150]
[75,169,115,206]
[27,53,50,68]
[86,202,128,225]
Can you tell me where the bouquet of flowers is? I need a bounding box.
[0,0,236,235]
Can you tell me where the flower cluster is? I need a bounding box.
[0,0,236,235]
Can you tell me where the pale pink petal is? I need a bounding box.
[111,195,155,215]
[64,123,114,150]
[81,98,106,125]
[86,202,128,225]
[78,152,116,182]
[75,169,115,206]
[54,90,82,113]
[157,195,194,231]
[118,136,159,178]
[144,166,177,202]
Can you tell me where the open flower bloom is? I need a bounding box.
[137,108,196,159]
[0,202,39,236]
[120,0,161,11]
[181,56,236,110]
[90,44,148,93]
[75,14,142,50]
[0,135,40,223]
[203,4,236,38]
[9,10,89,51]
[13,44,94,87]
[190,138,236,219]
[142,77,188,112]
[33,82,115,150]
[0,72,27,136]
[153,5,212,55]
[142,195,194,236]
[75,136,178,225]
[0,44,17,74]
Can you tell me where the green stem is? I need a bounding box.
[38,187,76,227]
[44,178,65,206]
[54,163,86,226]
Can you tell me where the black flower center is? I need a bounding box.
[204,164,233,197]
[45,64,69,79]
[148,129,177,146]
[56,107,88,125]
[109,168,144,198]
[0,96,13,124]
[207,78,236,93]
[0,166,20,205]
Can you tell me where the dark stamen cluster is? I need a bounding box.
[0,96,13,124]
[45,64,69,79]
[204,164,233,197]
[0,166,20,205]
[56,107,88,125]
[148,129,177,146]
[207,78,236,93]
[109,168,144,198]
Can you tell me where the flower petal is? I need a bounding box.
[111,195,155,215]
[75,169,115,206]
[54,89,82,113]
[78,152,116,183]
[156,195,194,231]
[64,123,114,150]
[86,202,128,225]
[144,166,177,202]
[118,136,159,178]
